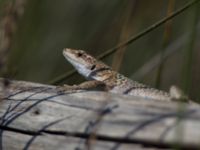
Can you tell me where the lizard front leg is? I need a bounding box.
[60,80,109,92]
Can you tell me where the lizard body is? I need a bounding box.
[62,48,176,101]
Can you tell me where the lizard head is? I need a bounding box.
[63,48,111,80]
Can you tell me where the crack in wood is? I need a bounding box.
[0,125,199,150]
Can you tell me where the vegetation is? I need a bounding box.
[0,0,200,100]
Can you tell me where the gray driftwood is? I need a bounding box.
[0,78,200,150]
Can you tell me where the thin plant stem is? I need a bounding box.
[111,1,137,71]
[182,2,200,94]
[49,0,200,85]
[155,0,175,88]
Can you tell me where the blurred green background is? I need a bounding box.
[0,0,200,100]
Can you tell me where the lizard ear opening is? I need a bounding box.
[90,65,96,70]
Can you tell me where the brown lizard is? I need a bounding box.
[62,48,188,101]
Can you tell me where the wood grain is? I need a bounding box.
[0,78,200,150]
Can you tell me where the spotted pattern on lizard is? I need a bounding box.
[63,48,172,101]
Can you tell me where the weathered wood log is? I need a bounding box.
[0,78,200,150]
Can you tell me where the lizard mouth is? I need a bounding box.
[63,48,92,78]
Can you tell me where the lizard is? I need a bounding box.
[62,48,188,101]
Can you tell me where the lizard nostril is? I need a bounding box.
[90,65,96,70]
[77,52,83,57]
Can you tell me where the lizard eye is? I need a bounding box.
[77,52,83,57]
[90,65,96,70]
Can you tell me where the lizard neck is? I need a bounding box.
[88,67,116,82]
